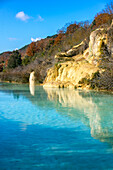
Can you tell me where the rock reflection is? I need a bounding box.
[29,82,35,96]
[0,83,113,147]
[43,87,113,145]
[29,71,35,96]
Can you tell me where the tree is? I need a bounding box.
[8,50,22,69]
[26,42,37,57]
[66,23,79,34]
[92,12,112,28]
[103,1,113,16]
[0,63,3,72]
[22,55,32,66]
[54,30,65,45]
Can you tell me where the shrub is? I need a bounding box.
[7,50,22,69]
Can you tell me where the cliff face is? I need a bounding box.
[88,24,113,65]
[43,23,113,90]
[44,61,100,89]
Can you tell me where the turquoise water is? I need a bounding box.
[0,83,113,169]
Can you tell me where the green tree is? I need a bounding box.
[8,50,22,68]
[22,55,31,66]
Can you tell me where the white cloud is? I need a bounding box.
[31,37,41,42]
[8,38,17,41]
[14,48,18,51]
[16,11,30,21]
[37,15,44,21]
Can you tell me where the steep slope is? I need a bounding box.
[43,23,113,90]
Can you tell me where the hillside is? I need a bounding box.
[0,21,91,83]
[0,2,113,89]
[44,23,113,90]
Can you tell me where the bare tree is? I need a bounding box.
[103,1,113,16]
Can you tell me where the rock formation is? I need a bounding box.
[55,38,89,60]
[43,23,113,90]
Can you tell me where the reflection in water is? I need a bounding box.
[0,83,113,148]
[29,71,35,96]
[0,83,113,169]
[44,87,113,146]
[29,82,35,96]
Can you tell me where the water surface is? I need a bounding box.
[0,83,113,169]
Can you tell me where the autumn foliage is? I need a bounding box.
[26,42,37,57]
[66,23,79,34]
[0,1,113,74]
[94,13,112,28]
[54,31,64,45]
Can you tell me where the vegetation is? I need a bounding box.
[26,42,37,57]
[0,63,3,72]
[0,1,113,86]
[7,51,22,69]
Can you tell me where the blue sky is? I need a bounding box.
[0,0,110,53]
